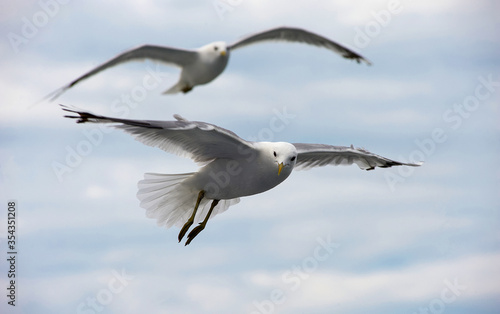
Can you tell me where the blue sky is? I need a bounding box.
[0,1,499,313]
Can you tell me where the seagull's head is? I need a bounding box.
[200,41,229,59]
[269,142,297,176]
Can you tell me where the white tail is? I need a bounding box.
[162,81,185,94]
[137,173,240,228]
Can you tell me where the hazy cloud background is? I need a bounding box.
[0,1,499,313]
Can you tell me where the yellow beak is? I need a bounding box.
[278,162,284,176]
[221,51,226,56]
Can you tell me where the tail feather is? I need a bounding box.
[139,180,186,201]
[162,81,187,94]
[139,181,178,195]
[137,172,240,229]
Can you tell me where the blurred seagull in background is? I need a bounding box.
[62,106,420,246]
[46,27,371,101]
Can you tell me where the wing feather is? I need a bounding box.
[62,106,254,164]
[229,26,371,65]
[293,143,422,171]
[46,45,198,101]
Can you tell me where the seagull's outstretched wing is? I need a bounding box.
[46,45,198,101]
[62,106,254,164]
[293,143,421,171]
[229,26,371,65]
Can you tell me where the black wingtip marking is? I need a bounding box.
[63,112,94,123]
[60,104,98,124]
[342,54,372,66]
[60,104,164,129]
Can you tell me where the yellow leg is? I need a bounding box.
[178,190,205,242]
[185,199,220,246]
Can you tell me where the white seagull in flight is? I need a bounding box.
[46,27,371,101]
[62,106,420,245]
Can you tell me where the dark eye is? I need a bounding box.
[291,156,296,161]
[214,46,218,51]
[273,151,277,157]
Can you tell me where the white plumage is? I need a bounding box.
[45,27,371,101]
[62,106,420,244]
[138,173,240,229]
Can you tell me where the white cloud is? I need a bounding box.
[85,184,111,199]
[305,78,433,101]
[1,1,498,314]
[186,282,236,312]
[244,252,500,312]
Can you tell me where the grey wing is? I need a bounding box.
[229,26,371,65]
[46,45,198,101]
[293,143,422,171]
[62,106,254,164]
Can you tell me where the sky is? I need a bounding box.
[0,1,499,313]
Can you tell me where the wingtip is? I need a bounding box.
[405,161,424,167]
[46,86,69,103]
[354,55,372,66]
[60,104,95,123]
[342,53,372,66]
[28,87,66,110]
[59,103,77,113]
